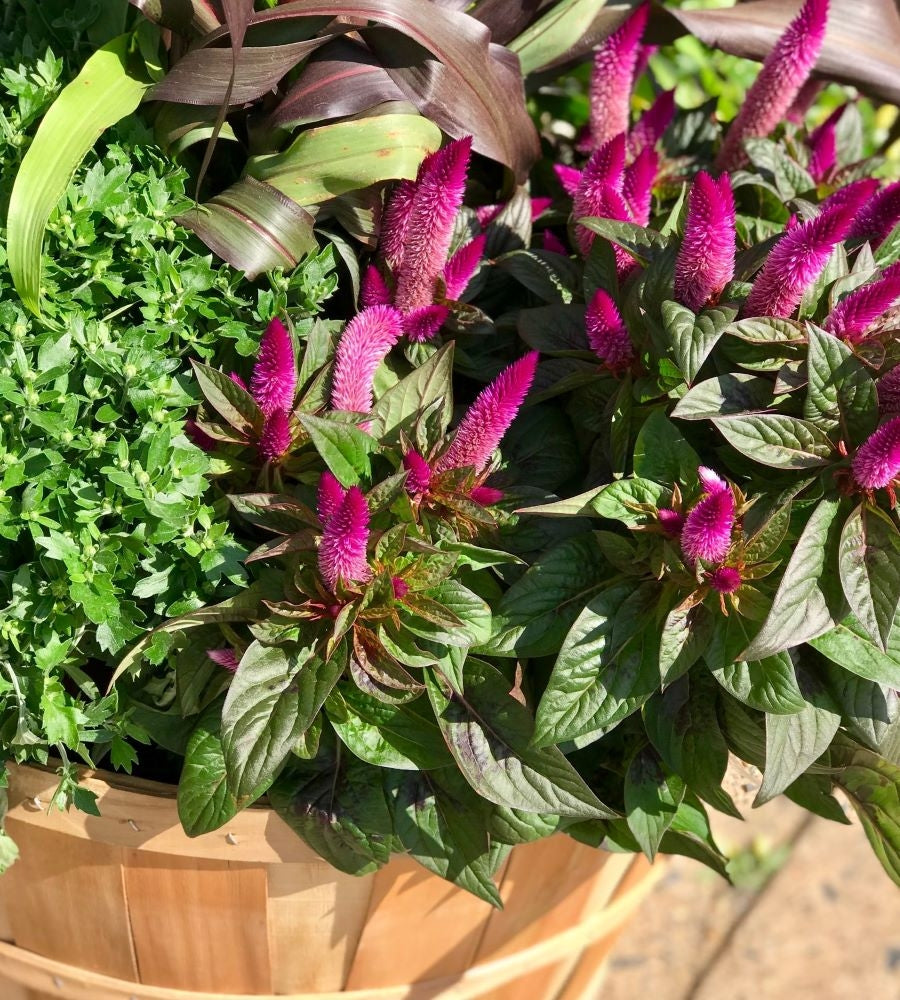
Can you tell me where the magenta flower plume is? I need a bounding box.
[380,179,417,271]
[531,197,553,220]
[708,567,742,594]
[436,352,539,474]
[391,577,409,600]
[403,304,450,343]
[185,419,216,453]
[743,204,854,319]
[628,90,675,157]
[807,106,842,183]
[658,508,685,537]
[787,78,824,124]
[555,164,583,197]
[573,185,631,258]
[470,486,504,506]
[623,146,658,227]
[633,43,658,81]
[331,305,403,414]
[821,178,880,215]
[317,486,372,591]
[360,265,393,308]
[698,466,728,494]
[443,236,487,301]
[543,230,569,255]
[715,0,829,172]
[849,181,900,248]
[585,290,635,374]
[250,318,297,418]
[207,648,240,672]
[852,416,900,489]
[229,372,248,391]
[588,4,649,149]
[476,198,552,229]
[393,138,473,314]
[824,276,900,341]
[674,172,736,313]
[403,451,433,494]
[317,470,346,525]
[578,134,627,196]
[681,488,735,564]
[258,408,292,462]
[878,368,900,415]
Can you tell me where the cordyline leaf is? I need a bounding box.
[652,0,900,107]
[240,0,540,178]
[472,0,543,45]
[178,176,317,278]
[130,0,222,35]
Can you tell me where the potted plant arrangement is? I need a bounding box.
[2,0,900,997]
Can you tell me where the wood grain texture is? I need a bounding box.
[267,860,373,993]
[123,853,271,993]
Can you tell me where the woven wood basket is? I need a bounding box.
[0,763,660,1000]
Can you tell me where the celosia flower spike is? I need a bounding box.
[577,134,627,196]
[852,416,900,489]
[317,470,346,525]
[658,508,685,537]
[443,235,487,301]
[403,451,433,495]
[554,164,583,197]
[823,275,900,341]
[849,181,900,248]
[470,486,504,507]
[743,203,854,319]
[633,43,658,82]
[674,172,736,312]
[715,0,830,172]
[623,146,658,227]
[207,648,240,672]
[229,372,248,391]
[585,290,635,374]
[258,408,292,462]
[331,305,404,414]
[807,106,843,183]
[709,567,742,594]
[786,78,824,124]
[821,178,880,215]
[436,352,539,474]
[403,304,450,343]
[360,265,393,308]
[380,179,417,272]
[185,419,216,453]
[543,230,569,255]
[628,90,675,157]
[393,137,473,314]
[573,182,631,257]
[681,488,735,564]
[250,318,297,418]
[588,4,650,149]
[698,466,728,494]
[877,368,900,415]
[317,486,372,591]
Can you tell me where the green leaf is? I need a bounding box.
[632,409,700,485]
[576,217,670,265]
[712,414,834,470]
[534,583,660,746]
[515,487,604,518]
[222,641,341,803]
[510,0,633,74]
[671,372,773,421]
[192,362,264,438]
[8,36,151,313]
[742,499,843,660]
[809,619,900,687]
[838,504,900,651]
[177,701,239,836]
[591,478,671,526]
[723,316,806,344]
[804,324,878,442]
[661,300,737,384]
[425,659,616,820]
[755,667,841,805]
[659,601,714,687]
[643,674,740,817]
[821,660,897,752]
[299,413,376,486]
[484,534,607,657]
[624,746,685,861]
[368,342,454,444]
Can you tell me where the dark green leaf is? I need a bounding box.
[712,414,834,470]
[299,413,376,486]
[838,504,900,651]
[177,701,239,836]
[624,745,685,861]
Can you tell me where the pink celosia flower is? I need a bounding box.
[577,134,627,196]
[184,419,216,453]
[403,304,451,343]
[623,146,658,227]
[391,577,409,600]
[807,106,843,183]
[658,508,685,537]
[743,203,854,319]
[821,178,880,215]
[681,488,735,564]
[360,265,393,308]
[633,43,658,81]
[403,451,433,494]
[852,416,900,489]
[392,138,472,313]
[698,466,728,494]
[554,164,584,197]
[207,648,240,672]
[849,181,900,248]
[476,197,553,228]
[443,235,487,301]
[708,566,742,594]
[715,0,830,172]
[785,213,801,232]
[380,179,417,271]
[674,172,736,312]
[628,90,675,157]
[543,230,569,255]
[588,4,649,149]
[318,486,372,591]
[585,290,635,374]
[823,275,900,341]
[436,352,539,473]
[572,135,631,258]
[470,486,504,506]
[786,78,824,124]
[317,470,346,525]
[331,305,403,414]
[229,372,248,391]
[250,318,297,418]
[878,368,900,415]
[258,408,292,462]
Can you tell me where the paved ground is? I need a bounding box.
[603,793,900,999]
